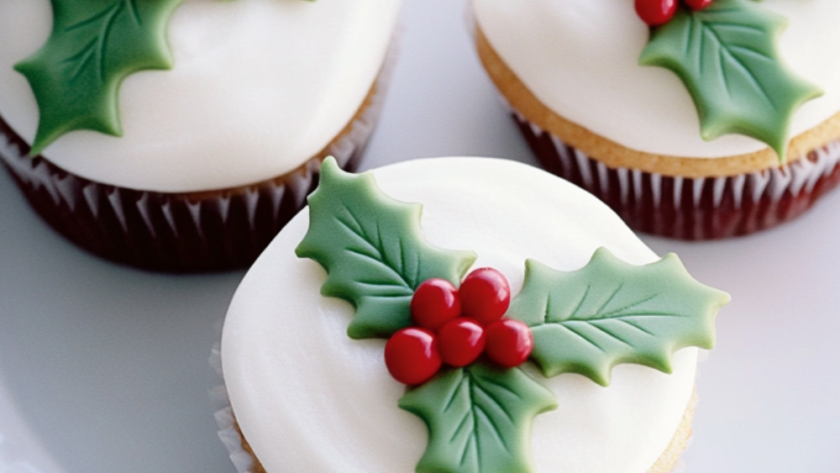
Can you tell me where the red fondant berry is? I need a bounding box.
[485,319,534,368]
[438,318,486,367]
[635,0,677,26]
[384,328,442,385]
[459,268,511,325]
[684,0,712,10]
[411,278,461,331]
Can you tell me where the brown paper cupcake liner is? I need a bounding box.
[507,104,840,240]
[0,49,394,272]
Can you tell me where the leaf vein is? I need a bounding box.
[360,295,413,303]
[336,207,412,288]
[599,311,683,318]
[717,32,730,99]
[65,3,116,32]
[336,206,365,237]
[398,237,411,288]
[343,248,410,286]
[125,0,142,25]
[706,21,764,36]
[97,1,126,82]
[683,12,694,62]
[567,320,632,348]
[444,375,468,414]
[697,16,706,77]
[468,374,511,458]
[557,323,607,353]
[477,374,522,401]
[559,283,589,323]
[474,404,511,455]
[62,38,98,82]
[353,281,412,297]
[723,48,773,106]
[729,45,773,63]
[451,411,472,445]
[467,376,482,471]
[701,19,774,108]
[461,430,477,468]
[582,293,660,321]
[474,383,515,424]
[609,317,656,337]
[594,283,624,318]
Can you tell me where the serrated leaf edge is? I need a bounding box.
[513,248,729,386]
[638,0,823,161]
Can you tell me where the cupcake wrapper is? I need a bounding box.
[0,50,394,272]
[215,407,257,473]
[208,340,699,473]
[508,106,840,239]
[210,340,260,473]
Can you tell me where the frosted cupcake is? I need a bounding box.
[216,157,729,473]
[0,0,400,271]
[472,0,840,239]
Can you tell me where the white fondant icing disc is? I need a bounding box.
[473,0,840,158]
[0,0,400,192]
[222,158,698,473]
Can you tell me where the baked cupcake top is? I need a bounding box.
[221,157,729,473]
[0,0,400,192]
[472,0,840,159]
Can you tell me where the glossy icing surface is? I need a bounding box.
[472,0,840,158]
[221,158,698,473]
[0,0,399,192]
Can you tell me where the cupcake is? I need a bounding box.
[0,0,400,271]
[471,0,840,239]
[216,157,729,473]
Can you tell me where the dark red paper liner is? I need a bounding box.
[512,112,840,240]
[0,76,387,272]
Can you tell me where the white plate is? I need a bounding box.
[1,0,839,472]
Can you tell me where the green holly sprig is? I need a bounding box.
[637,0,822,160]
[14,0,314,155]
[296,157,730,473]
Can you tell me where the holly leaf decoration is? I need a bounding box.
[508,248,729,386]
[399,362,557,473]
[638,0,822,160]
[14,0,184,155]
[297,159,730,473]
[296,157,477,339]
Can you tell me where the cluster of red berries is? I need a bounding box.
[635,0,713,26]
[384,268,534,386]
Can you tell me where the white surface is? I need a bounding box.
[0,0,838,472]
[222,158,698,473]
[473,0,839,157]
[0,0,400,192]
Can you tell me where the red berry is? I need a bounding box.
[438,318,486,367]
[411,278,461,331]
[384,328,442,385]
[635,0,677,26]
[684,0,712,10]
[459,268,511,325]
[485,319,533,368]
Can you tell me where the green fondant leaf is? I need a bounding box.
[296,157,477,339]
[638,0,822,160]
[508,248,730,386]
[399,363,557,473]
[14,0,184,155]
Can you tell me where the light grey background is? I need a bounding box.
[1,0,839,472]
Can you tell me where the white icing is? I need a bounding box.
[221,158,700,473]
[0,0,400,192]
[472,0,840,158]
